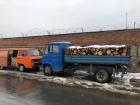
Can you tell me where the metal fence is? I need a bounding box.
[1,22,140,38]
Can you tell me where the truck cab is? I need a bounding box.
[17,48,42,71]
[41,42,72,75]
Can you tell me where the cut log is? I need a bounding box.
[107,50,111,55]
[98,51,102,55]
[65,45,128,56]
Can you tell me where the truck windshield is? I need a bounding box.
[29,49,40,56]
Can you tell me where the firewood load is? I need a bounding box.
[65,45,128,56]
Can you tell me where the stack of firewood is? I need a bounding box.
[65,45,128,56]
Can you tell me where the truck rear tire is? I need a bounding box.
[43,65,52,76]
[19,65,25,72]
[95,69,110,83]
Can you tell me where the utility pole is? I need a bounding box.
[47,31,51,35]
[125,12,128,29]
[81,27,84,32]
[134,21,136,29]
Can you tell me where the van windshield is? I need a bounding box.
[29,49,40,56]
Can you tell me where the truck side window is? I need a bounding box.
[50,45,59,53]
[53,46,59,53]
[19,50,27,56]
[45,46,48,54]
[50,46,53,53]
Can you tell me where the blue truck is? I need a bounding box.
[41,42,131,83]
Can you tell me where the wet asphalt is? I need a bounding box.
[0,75,140,105]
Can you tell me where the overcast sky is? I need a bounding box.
[0,0,140,37]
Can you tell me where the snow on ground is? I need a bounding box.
[75,70,140,87]
[115,72,140,87]
[69,70,140,95]
[74,70,89,75]
[124,73,140,79]
[74,71,140,95]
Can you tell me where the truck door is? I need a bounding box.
[49,44,63,72]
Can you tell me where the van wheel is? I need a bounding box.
[95,69,109,83]
[43,65,52,76]
[19,65,25,72]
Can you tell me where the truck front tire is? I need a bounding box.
[43,65,52,76]
[95,69,110,83]
[19,65,25,72]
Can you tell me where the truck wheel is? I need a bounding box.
[95,69,109,83]
[43,65,52,76]
[19,65,25,72]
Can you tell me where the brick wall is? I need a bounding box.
[0,29,140,48]
[131,46,138,65]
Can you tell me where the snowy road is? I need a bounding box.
[0,70,140,96]
[0,75,140,105]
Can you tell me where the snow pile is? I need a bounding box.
[100,83,138,95]
[124,73,140,79]
[68,46,82,49]
[73,80,138,95]
[68,45,126,49]
[115,73,140,87]
[74,70,89,75]
[86,45,126,48]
